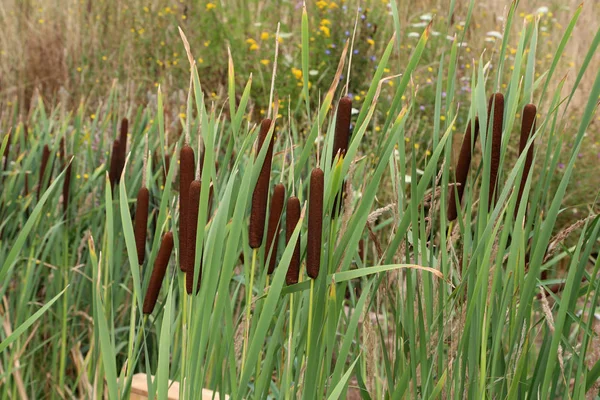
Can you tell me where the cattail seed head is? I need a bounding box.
[134,186,150,264]
[62,158,72,216]
[307,168,324,279]
[186,180,202,294]
[3,133,11,172]
[448,118,480,221]
[119,118,128,147]
[108,140,122,190]
[487,93,504,209]
[179,145,195,271]
[333,97,352,163]
[515,104,537,218]
[249,119,274,249]
[143,231,174,314]
[285,196,301,285]
[265,183,285,274]
[59,137,66,166]
[38,144,51,200]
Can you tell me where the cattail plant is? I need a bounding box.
[143,231,174,314]
[186,180,201,294]
[134,186,150,264]
[37,144,51,200]
[62,157,72,216]
[249,119,274,249]
[307,168,324,279]
[487,93,504,209]
[265,183,285,274]
[179,144,195,271]
[117,118,128,175]
[2,132,11,173]
[108,140,122,190]
[332,97,352,217]
[515,104,536,218]
[448,119,480,221]
[285,196,301,285]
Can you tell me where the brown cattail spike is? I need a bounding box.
[285,196,301,285]
[265,183,285,274]
[179,145,195,271]
[487,93,504,209]
[307,168,324,279]
[186,180,202,294]
[108,140,121,190]
[3,133,11,173]
[448,118,480,221]
[134,187,150,264]
[62,158,72,216]
[249,119,274,249]
[143,232,174,314]
[38,144,51,200]
[333,97,352,162]
[116,118,128,184]
[515,104,536,219]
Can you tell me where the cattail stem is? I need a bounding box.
[515,104,537,219]
[134,186,150,264]
[186,180,201,294]
[487,93,504,209]
[448,119,480,221]
[143,232,174,314]
[307,279,315,360]
[307,168,324,279]
[265,183,285,274]
[38,144,51,200]
[286,196,301,285]
[179,145,195,271]
[249,119,274,248]
[241,248,258,374]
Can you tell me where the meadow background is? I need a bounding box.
[1,0,600,399]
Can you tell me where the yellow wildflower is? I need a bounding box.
[261,32,269,40]
[206,2,216,10]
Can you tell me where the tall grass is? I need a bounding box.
[0,3,600,400]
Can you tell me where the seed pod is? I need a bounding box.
[285,196,301,285]
[143,232,174,314]
[448,119,480,221]
[487,93,504,209]
[186,180,201,294]
[515,104,536,218]
[179,145,195,271]
[62,158,72,216]
[333,97,352,162]
[307,168,324,279]
[265,183,285,274]
[37,144,51,200]
[134,186,150,264]
[108,140,121,190]
[249,119,274,248]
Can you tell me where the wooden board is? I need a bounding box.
[130,373,228,400]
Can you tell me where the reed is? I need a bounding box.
[134,186,150,264]
[143,231,174,315]
[447,119,480,221]
[186,180,201,294]
[179,145,195,271]
[249,119,274,249]
[307,168,324,279]
[487,93,504,209]
[37,144,51,200]
[515,104,537,218]
[265,183,285,274]
[285,196,301,285]
[62,157,72,216]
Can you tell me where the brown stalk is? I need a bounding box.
[265,183,285,274]
[447,119,480,221]
[134,186,150,264]
[249,119,274,249]
[179,145,195,271]
[487,93,504,209]
[186,180,201,294]
[37,144,51,200]
[143,232,174,314]
[307,168,324,279]
[285,196,301,285]
[515,104,536,218]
